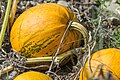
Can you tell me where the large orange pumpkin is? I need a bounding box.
[80,48,120,80]
[10,3,88,58]
[14,71,52,80]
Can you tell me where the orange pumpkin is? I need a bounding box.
[10,3,88,58]
[80,48,120,80]
[14,71,52,80]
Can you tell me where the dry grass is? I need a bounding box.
[0,0,120,80]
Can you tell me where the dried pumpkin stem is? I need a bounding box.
[9,0,18,27]
[71,21,88,47]
[26,49,75,63]
[0,0,12,48]
[0,66,13,75]
[0,48,76,75]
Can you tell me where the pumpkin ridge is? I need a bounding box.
[16,10,36,50]
[18,19,23,49]
[20,27,63,50]
[22,31,61,48]
[47,3,70,20]
[19,32,62,57]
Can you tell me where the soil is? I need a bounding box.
[0,0,120,80]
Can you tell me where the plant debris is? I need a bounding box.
[0,0,120,80]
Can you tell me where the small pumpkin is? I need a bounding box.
[80,48,120,80]
[10,3,88,58]
[14,71,52,80]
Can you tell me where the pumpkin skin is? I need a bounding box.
[14,71,52,80]
[10,3,82,58]
[80,48,120,80]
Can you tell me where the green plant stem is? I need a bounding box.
[0,48,77,75]
[26,49,75,63]
[0,0,12,48]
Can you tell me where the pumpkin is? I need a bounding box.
[10,3,88,58]
[14,71,52,80]
[80,48,120,80]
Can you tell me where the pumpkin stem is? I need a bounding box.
[0,49,76,75]
[26,49,75,64]
[70,21,88,47]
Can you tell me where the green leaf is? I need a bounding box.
[117,0,120,3]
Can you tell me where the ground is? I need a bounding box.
[0,0,120,80]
